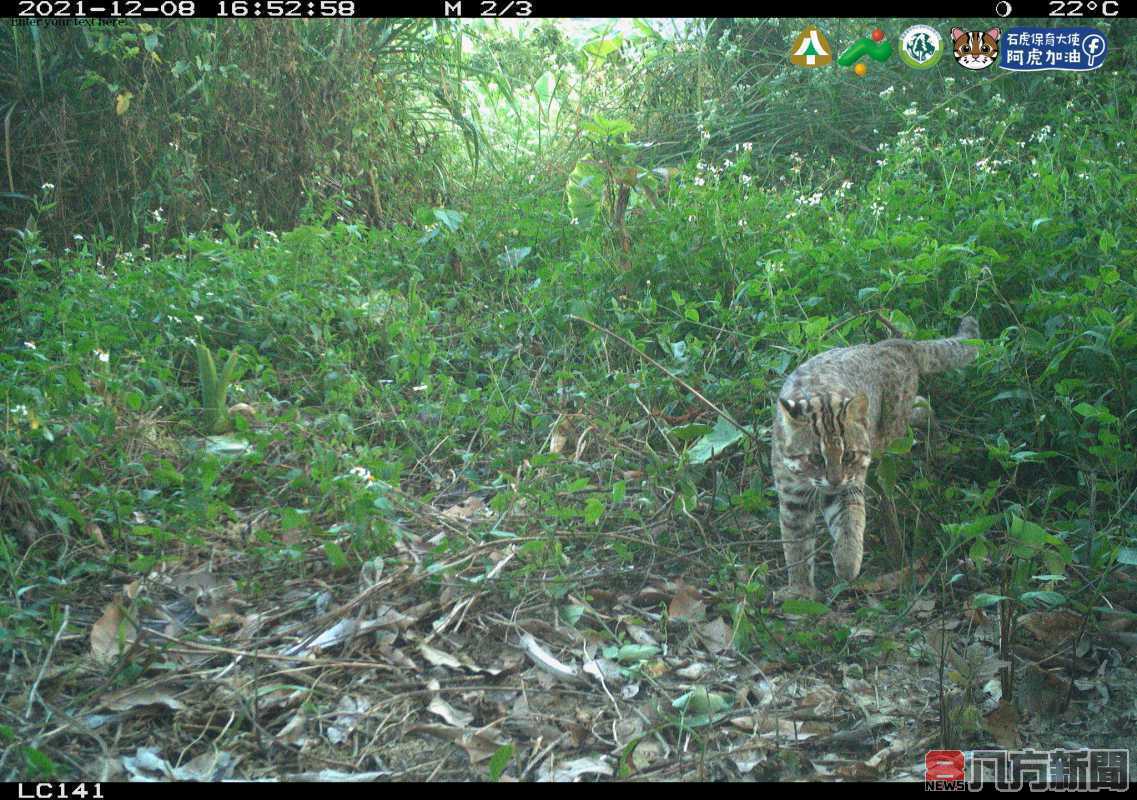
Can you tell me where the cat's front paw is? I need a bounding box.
[774,583,820,603]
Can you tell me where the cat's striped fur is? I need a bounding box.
[772,317,980,599]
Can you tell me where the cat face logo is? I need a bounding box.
[951,27,1000,70]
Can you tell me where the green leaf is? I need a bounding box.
[534,71,555,106]
[23,746,57,778]
[582,114,633,139]
[1116,548,1137,566]
[780,599,830,616]
[1019,591,1066,608]
[583,497,604,525]
[496,246,531,269]
[886,433,914,455]
[669,422,712,443]
[583,36,624,61]
[432,208,464,232]
[687,417,747,465]
[565,157,606,224]
[672,687,730,715]
[324,541,349,571]
[611,480,626,504]
[972,593,1008,608]
[1009,515,1045,546]
[204,435,251,456]
[488,744,514,782]
[942,514,1001,540]
[968,539,989,563]
[616,643,660,662]
[561,604,586,626]
[123,389,143,411]
[1099,229,1118,252]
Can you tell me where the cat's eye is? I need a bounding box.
[807,454,824,467]
[981,44,990,52]
[842,451,858,465]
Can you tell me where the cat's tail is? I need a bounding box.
[913,316,980,374]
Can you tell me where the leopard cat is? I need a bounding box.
[771,317,980,599]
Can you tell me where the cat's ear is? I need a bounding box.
[844,394,869,419]
[950,27,964,41]
[779,397,806,421]
[986,27,1001,40]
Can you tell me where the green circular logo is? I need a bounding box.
[899,25,944,69]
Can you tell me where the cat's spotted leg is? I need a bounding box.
[823,490,866,583]
[775,485,820,601]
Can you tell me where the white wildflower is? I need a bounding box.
[24,341,36,350]
[94,349,109,363]
[879,86,895,99]
[349,466,375,485]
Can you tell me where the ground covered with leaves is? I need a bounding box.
[3,18,1137,782]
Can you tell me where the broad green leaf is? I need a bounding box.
[1019,591,1066,608]
[1116,548,1137,566]
[496,246,531,269]
[688,417,747,465]
[432,208,464,232]
[616,643,660,662]
[565,157,605,225]
[324,542,349,570]
[942,514,1001,540]
[780,599,830,616]
[204,435,251,456]
[669,422,712,442]
[672,687,730,715]
[488,744,514,782]
[583,497,604,525]
[534,71,555,106]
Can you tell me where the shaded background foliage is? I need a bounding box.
[2,20,479,245]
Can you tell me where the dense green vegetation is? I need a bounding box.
[2,18,1136,780]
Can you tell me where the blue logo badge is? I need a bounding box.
[1000,27,1107,72]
